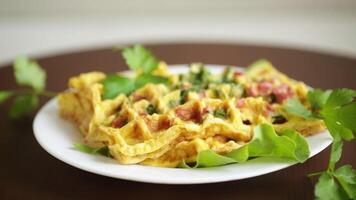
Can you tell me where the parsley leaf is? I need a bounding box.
[284,98,312,119]
[102,45,168,100]
[324,88,356,109]
[315,172,348,200]
[334,165,356,184]
[308,89,331,110]
[213,108,227,119]
[324,118,354,141]
[14,56,46,92]
[334,165,356,199]
[0,91,13,103]
[135,74,168,89]
[305,88,356,200]
[9,94,38,118]
[122,44,159,74]
[102,75,136,99]
[320,89,356,141]
[146,104,157,115]
[328,136,343,171]
[73,143,111,157]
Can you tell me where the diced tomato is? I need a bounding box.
[272,84,294,103]
[236,99,245,108]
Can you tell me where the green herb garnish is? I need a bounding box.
[73,143,111,157]
[122,44,159,74]
[0,56,56,118]
[284,88,356,199]
[146,104,157,115]
[102,45,168,99]
[102,75,136,99]
[213,108,227,119]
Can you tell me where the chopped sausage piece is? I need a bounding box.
[257,81,273,95]
[112,115,128,128]
[272,84,294,103]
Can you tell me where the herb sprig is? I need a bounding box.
[284,89,356,200]
[0,56,56,118]
[102,45,168,99]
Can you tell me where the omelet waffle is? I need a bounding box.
[58,60,325,167]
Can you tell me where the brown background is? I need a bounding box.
[0,43,355,200]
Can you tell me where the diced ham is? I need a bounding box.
[246,85,258,97]
[199,91,206,99]
[272,84,294,103]
[233,71,244,77]
[175,106,207,123]
[112,115,128,128]
[144,117,172,132]
[263,103,274,117]
[236,99,245,108]
[175,108,193,121]
[132,93,146,102]
[257,81,273,95]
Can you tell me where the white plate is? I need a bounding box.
[33,65,333,184]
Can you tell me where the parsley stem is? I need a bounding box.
[307,171,323,177]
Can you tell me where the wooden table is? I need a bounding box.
[1,43,355,200]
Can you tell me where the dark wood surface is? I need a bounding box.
[0,43,355,200]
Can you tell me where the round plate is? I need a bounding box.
[33,65,332,184]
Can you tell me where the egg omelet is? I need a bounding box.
[58,60,325,167]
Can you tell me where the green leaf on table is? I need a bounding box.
[0,91,13,103]
[9,94,38,118]
[135,74,168,89]
[14,56,46,92]
[73,143,111,157]
[315,172,348,200]
[284,98,312,119]
[122,44,159,74]
[307,89,331,110]
[102,75,136,99]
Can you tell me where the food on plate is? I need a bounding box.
[58,45,326,168]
